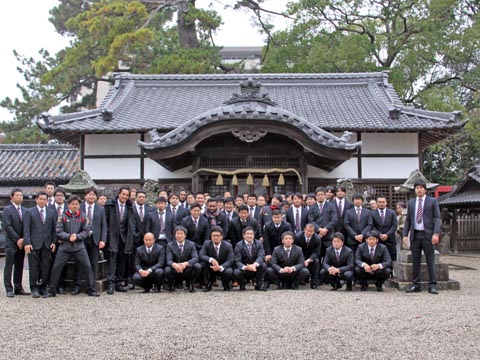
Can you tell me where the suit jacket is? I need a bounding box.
[307,201,337,241]
[80,202,107,246]
[355,242,392,269]
[23,206,57,250]
[369,208,398,246]
[331,199,354,234]
[247,205,262,222]
[234,239,265,269]
[3,203,26,249]
[167,205,189,226]
[222,210,238,227]
[258,206,281,231]
[294,231,321,261]
[286,206,309,233]
[344,207,371,245]
[199,240,234,269]
[146,209,175,245]
[203,211,229,236]
[263,220,292,255]
[180,216,210,250]
[227,217,260,247]
[166,240,199,267]
[135,243,165,272]
[104,198,134,254]
[403,196,441,242]
[47,203,67,219]
[131,203,151,246]
[323,246,354,274]
[270,245,305,273]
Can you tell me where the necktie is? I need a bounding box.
[214,245,219,258]
[306,237,310,246]
[147,247,151,254]
[356,208,361,222]
[193,218,198,229]
[416,198,423,224]
[48,199,53,206]
[159,211,165,233]
[17,206,22,221]
[57,206,62,216]
[172,207,176,217]
[286,249,291,258]
[227,212,232,223]
[250,207,255,218]
[87,205,93,223]
[319,203,324,213]
[120,205,125,222]
[139,206,144,222]
[295,208,300,232]
[336,250,340,260]
[380,209,385,224]
[247,243,252,257]
[338,200,343,216]
[40,208,45,224]
[179,244,184,254]
[370,247,375,261]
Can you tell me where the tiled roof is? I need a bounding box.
[0,144,79,183]
[439,163,480,206]
[439,192,480,206]
[38,72,464,140]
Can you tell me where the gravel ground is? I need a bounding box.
[1,255,479,360]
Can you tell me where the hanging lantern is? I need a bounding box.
[246,173,254,185]
[216,174,224,186]
[278,173,285,185]
[232,174,238,186]
[262,174,270,187]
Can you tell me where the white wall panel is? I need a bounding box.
[361,157,419,179]
[361,133,418,154]
[84,133,141,155]
[308,158,358,179]
[144,159,191,179]
[84,158,140,179]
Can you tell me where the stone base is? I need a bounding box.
[61,259,108,293]
[63,278,108,293]
[393,261,450,282]
[387,278,460,291]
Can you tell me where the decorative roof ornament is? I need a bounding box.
[232,129,267,143]
[60,169,104,192]
[224,78,276,106]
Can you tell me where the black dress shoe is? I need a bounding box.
[88,292,100,297]
[376,286,384,292]
[360,285,368,291]
[152,286,160,293]
[14,289,31,296]
[188,284,196,293]
[44,292,56,298]
[6,291,15,298]
[346,282,353,292]
[32,290,41,298]
[57,287,67,295]
[428,286,438,294]
[71,288,80,296]
[239,284,246,291]
[406,286,421,293]
[310,284,318,289]
[203,283,212,292]
[128,283,135,290]
[254,286,267,291]
[115,286,127,293]
[107,286,114,295]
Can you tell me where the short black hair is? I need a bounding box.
[118,186,130,195]
[238,205,249,213]
[210,225,224,236]
[67,195,81,204]
[189,202,201,210]
[54,188,67,197]
[155,196,167,204]
[281,231,294,240]
[10,188,23,197]
[84,187,98,196]
[413,179,427,190]
[242,226,254,236]
[332,232,345,242]
[315,187,326,194]
[352,193,364,200]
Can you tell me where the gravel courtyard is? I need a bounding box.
[1,255,479,360]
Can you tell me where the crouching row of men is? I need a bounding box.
[134,223,392,293]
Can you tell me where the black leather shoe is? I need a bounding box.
[346,282,353,292]
[57,287,67,295]
[406,286,421,293]
[88,291,100,297]
[6,291,14,298]
[188,284,195,293]
[376,286,384,292]
[115,286,127,293]
[44,292,56,298]
[428,286,438,294]
[152,286,160,293]
[107,286,114,295]
[203,283,212,292]
[14,289,31,296]
[310,284,318,289]
[71,288,80,296]
[255,286,267,291]
[128,283,135,290]
[239,284,246,291]
[360,285,368,291]
[32,290,41,298]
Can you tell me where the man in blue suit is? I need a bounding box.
[404,179,442,294]
[146,196,175,248]
[369,196,398,262]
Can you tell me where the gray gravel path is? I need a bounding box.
[1,255,479,360]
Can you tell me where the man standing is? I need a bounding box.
[286,192,308,234]
[404,179,441,294]
[294,223,321,289]
[246,194,262,222]
[200,226,234,292]
[331,186,354,236]
[321,233,354,291]
[146,197,175,248]
[227,205,260,247]
[3,188,29,297]
[344,193,371,254]
[222,197,238,227]
[369,196,398,262]
[134,232,165,293]
[44,182,56,207]
[23,191,57,298]
[167,192,189,225]
[263,209,292,261]
[203,198,229,236]
[180,203,210,251]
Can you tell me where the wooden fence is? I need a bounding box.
[452,213,480,252]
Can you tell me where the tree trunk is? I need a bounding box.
[177,0,199,49]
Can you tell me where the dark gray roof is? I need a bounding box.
[39,72,464,141]
[0,144,79,183]
[439,192,480,206]
[439,163,480,206]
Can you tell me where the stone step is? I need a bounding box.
[396,250,441,263]
[393,261,450,282]
[388,278,460,291]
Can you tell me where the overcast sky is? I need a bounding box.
[0,0,289,121]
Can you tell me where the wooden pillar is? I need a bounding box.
[451,208,458,253]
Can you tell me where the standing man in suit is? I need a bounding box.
[344,193,371,254]
[164,225,201,292]
[246,194,262,222]
[227,205,260,248]
[200,226,234,291]
[178,190,188,208]
[167,192,189,226]
[44,181,56,207]
[294,223,321,289]
[222,197,238,228]
[134,232,165,293]
[49,188,67,219]
[369,196,398,262]
[72,187,107,295]
[321,232,354,291]
[286,192,308,235]
[180,203,210,251]
[263,209,292,260]
[3,188,29,297]
[233,227,267,291]
[23,191,57,298]
[331,186,354,236]
[266,231,309,289]
[47,196,99,297]
[404,179,441,294]
[104,186,134,295]
[355,231,392,291]
[146,196,175,248]
[203,198,229,236]
[259,194,283,230]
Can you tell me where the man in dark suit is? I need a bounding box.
[369,196,398,262]
[246,193,262,223]
[321,232,354,291]
[404,179,442,294]
[233,226,267,291]
[23,191,57,298]
[355,231,392,291]
[104,186,135,295]
[200,226,234,291]
[3,188,29,297]
[72,187,108,295]
[48,187,68,219]
[180,202,210,251]
[222,197,238,228]
[164,225,201,292]
[167,192,189,226]
[331,186,354,236]
[258,194,283,231]
[344,193,371,254]
[44,181,56,207]
[134,232,165,292]
[227,205,260,248]
[146,196,175,248]
[286,192,309,234]
[47,196,99,297]
[263,209,292,259]
[203,198,229,236]
[308,187,337,262]
[266,231,309,289]
[294,223,321,289]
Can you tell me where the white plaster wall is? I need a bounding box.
[84,158,140,179]
[308,158,358,179]
[361,133,418,154]
[361,157,419,179]
[144,159,192,179]
[84,133,141,155]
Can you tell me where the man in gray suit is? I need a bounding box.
[404,179,442,294]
